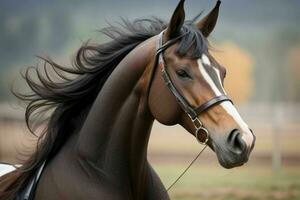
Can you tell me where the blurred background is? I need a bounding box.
[0,0,300,199]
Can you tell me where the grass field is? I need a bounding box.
[153,164,300,200]
[1,120,300,199]
[148,122,300,200]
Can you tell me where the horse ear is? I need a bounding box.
[196,0,221,37]
[165,0,185,40]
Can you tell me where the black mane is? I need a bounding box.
[177,23,209,58]
[8,17,208,199]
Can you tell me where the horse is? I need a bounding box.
[0,0,255,199]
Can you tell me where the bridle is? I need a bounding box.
[152,31,233,192]
[155,31,232,145]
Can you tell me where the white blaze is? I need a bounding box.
[213,67,227,95]
[198,54,254,147]
[202,54,211,65]
[198,55,221,96]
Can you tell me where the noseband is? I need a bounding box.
[154,31,232,144]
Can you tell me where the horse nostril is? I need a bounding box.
[227,129,247,154]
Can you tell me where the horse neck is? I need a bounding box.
[76,36,157,196]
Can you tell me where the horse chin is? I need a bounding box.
[212,143,248,169]
[218,157,245,169]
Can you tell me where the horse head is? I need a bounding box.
[148,0,255,169]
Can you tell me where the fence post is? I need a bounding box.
[272,104,282,172]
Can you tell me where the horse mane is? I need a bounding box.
[1,15,209,199]
[2,18,167,199]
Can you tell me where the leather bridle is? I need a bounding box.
[154,31,232,144]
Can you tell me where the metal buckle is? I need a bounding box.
[190,116,209,145]
[195,127,209,145]
[191,117,202,129]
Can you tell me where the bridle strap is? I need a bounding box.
[161,63,198,119]
[154,31,232,144]
[156,32,186,55]
[157,32,198,119]
[195,94,232,114]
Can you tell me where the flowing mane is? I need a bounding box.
[2,14,211,199]
[4,18,167,199]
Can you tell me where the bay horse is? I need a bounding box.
[0,0,255,199]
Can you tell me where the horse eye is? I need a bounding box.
[176,69,191,79]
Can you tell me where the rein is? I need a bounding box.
[167,145,207,191]
[154,31,232,191]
